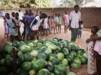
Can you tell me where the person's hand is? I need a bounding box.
[68,25,71,30]
[86,39,91,43]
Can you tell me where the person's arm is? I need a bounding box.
[68,12,72,29]
[86,36,101,43]
[90,36,101,41]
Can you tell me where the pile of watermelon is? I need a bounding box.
[0,38,87,75]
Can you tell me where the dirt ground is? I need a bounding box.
[42,26,91,75]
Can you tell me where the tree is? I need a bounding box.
[35,0,50,8]
[60,0,94,7]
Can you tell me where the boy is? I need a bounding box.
[78,21,83,38]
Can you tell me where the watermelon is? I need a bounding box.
[37,69,51,75]
[45,62,54,72]
[67,72,76,75]
[62,59,68,66]
[57,53,64,61]
[24,53,33,61]
[29,69,36,75]
[37,53,48,60]
[54,64,66,75]
[0,58,5,65]
[17,68,28,75]
[30,50,38,57]
[32,59,46,70]
[5,55,13,65]
[49,56,60,65]
[4,43,13,54]
[71,62,81,69]
[19,45,32,53]
[22,62,32,71]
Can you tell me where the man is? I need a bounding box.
[69,5,81,42]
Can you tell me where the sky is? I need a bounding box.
[52,0,101,7]
[52,0,61,7]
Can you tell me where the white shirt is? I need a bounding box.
[94,29,101,55]
[69,10,81,28]
[43,18,49,29]
[19,21,24,36]
[19,11,24,20]
[31,16,42,31]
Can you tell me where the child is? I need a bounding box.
[54,14,61,33]
[5,13,18,42]
[78,21,83,38]
[48,16,56,34]
[87,26,99,75]
[63,11,69,33]
[42,14,49,36]
[57,14,62,33]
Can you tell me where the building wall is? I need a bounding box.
[39,8,101,28]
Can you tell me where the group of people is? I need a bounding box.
[2,5,84,42]
[3,9,66,41]
[0,4,101,75]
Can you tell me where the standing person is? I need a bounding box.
[5,13,17,42]
[19,20,24,40]
[43,14,49,36]
[69,5,81,42]
[23,10,29,40]
[23,9,34,40]
[48,16,56,34]
[87,26,101,75]
[15,12,20,40]
[4,17,9,40]
[54,13,59,33]
[63,11,69,33]
[30,13,44,40]
[18,10,24,20]
[77,21,84,38]
[86,26,99,75]
[57,14,62,33]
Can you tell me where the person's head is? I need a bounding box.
[57,13,60,17]
[40,13,47,19]
[91,26,99,34]
[65,11,68,14]
[28,9,33,16]
[11,12,15,17]
[48,16,51,19]
[15,12,19,19]
[19,10,21,12]
[79,21,83,25]
[25,10,28,15]
[5,13,10,19]
[74,5,80,13]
